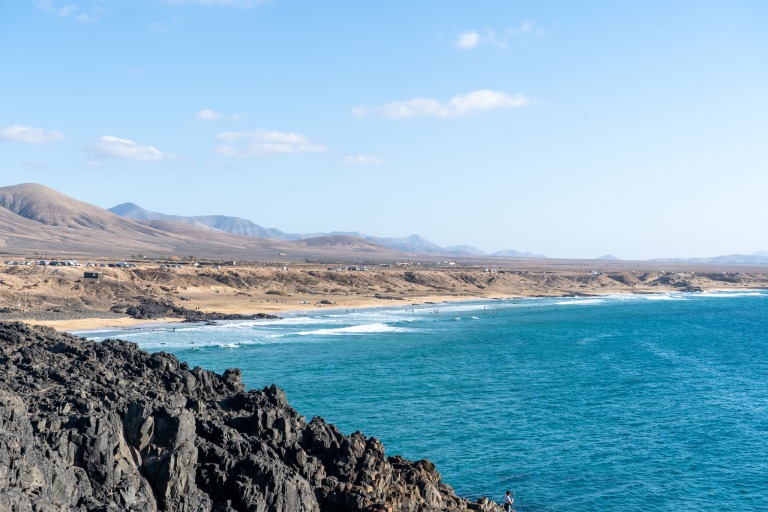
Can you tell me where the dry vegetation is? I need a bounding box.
[2,259,767,327]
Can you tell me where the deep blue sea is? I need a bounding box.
[79,291,768,511]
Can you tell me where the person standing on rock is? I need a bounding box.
[504,490,515,512]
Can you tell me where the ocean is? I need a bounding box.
[79,291,768,511]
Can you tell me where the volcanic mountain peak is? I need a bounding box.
[0,183,115,230]
[0,183,406,260]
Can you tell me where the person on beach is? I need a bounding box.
[503,490,515,512]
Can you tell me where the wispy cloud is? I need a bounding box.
[215,130,327,157]
[508,21,544,38]
[197,109,224,121]
[454,31,480,49]
[354,90,529,119]
[196,109,245,122]
[88,135,170,161]
[453,22,544,50]
[344,155,383,166]
[35,0,103,22]
[36,0,78,17]
[165,0,269,7]
[0,125,65,143]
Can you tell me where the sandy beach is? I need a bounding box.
[2,261,767,332]
[17,294,513,331]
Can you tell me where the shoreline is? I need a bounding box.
[32,316,185,332]
[29,286,764,334]
[28,293,503,332]
[1,322,496,511]
[2,262,767,332]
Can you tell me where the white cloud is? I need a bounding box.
[215,130,327,157]
[454,31,480,49]
[453,22,543,50]
[449,90,529,115]
[354,90,529,119]
[197,109,224,121]
[356,98,448,119]
[0,125,65,143]
[89,135,169,161]
[344,155,383,166]
[196,109,246,121]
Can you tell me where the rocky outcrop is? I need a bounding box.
[0,322,500,512]
[110,298,280,322]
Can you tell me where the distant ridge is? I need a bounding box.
[0,183,404,260]
[109,202,301,240]
[596,255,620,261]
[110,203,542,258]
[651,253,768,265]
[12,184,764,264]
[444,245,486,256]
[492,248,546,258]
[363,234,449,255]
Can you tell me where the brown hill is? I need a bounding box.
[297,235,392,252]
[0,183,143,230]
[0,183,404,261]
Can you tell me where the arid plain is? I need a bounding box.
[2,259,768,331]
[1,183,768,330]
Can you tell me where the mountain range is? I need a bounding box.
[108,202,545,258]
[110,204,768,264]
[650,253,768,265]
[0,183,404,261]
[1,183,766,265]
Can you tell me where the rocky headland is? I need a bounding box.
[0,321,501,511]
[109,298,282,323]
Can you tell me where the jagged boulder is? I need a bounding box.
[0,322,502,512]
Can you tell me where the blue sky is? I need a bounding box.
[1,1,766,260]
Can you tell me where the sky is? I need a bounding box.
[1,0,767,260]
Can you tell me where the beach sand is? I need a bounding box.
[2,261,766,331]
[31,316,183,332]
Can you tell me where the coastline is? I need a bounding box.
[0,321,501,511]
[52,288,768,509]
[2,262,767,332]
[24,293,505,332]
[2,271,766,510]
[25,286,763,334]
[31,316,184,332]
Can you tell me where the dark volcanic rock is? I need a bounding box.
[111,298,280,322]
[0,322,500,512]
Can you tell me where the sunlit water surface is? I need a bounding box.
[79,291,768,511]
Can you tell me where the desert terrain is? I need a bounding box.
[1,258,767,331]
[1,184,767,330]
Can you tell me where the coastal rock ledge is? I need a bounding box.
[0,322,501,512]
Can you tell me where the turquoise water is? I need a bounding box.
[80,291,768,511]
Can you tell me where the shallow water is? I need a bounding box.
[80,291,768,511]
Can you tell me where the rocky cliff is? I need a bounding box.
[0,322,500,512]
